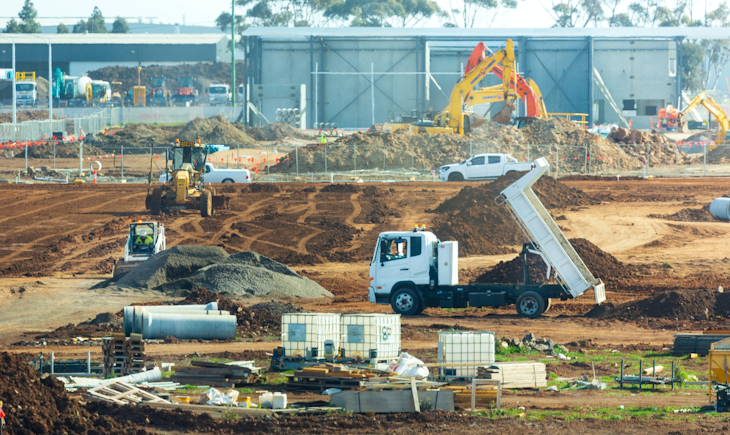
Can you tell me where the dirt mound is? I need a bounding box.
[586,289,730,321]
[87,62,247,95]
[430,172,597,255]
[242,123,310,141]
[177,288,285,338]
[607,127,671,145]
[184,251,333,298]
[471,122,525,144]
[650,206,716,222]
[115,245,229,290]
[242,183,280,193]
[90,124,178,150]
[176,115,256,146]
[9,142,104,160]
[319,183,360,193]
[474,238,635,284]
[708,145,730,164]
[270,129,473,173]
[522,118,608,146]
[0,352,146,434]
[250,301,305,316]
[0,110,58,123]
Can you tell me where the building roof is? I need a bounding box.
[0,33,227,45]
[242,27,730,40]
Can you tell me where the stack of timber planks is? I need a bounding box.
[442,385,499,408]
[477,362,547,389]
[170,360,262,387]
[286,364,381,392]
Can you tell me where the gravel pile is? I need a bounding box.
[115,245,229,290]
[187,251,333,298]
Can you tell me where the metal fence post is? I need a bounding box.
[53,142,56,170]
[79,141,83,175]
[527,144,530,162]
[675,144,679,177]
[295,144,299,177]
[583,146,587,174]
[324,145,328,174]
[617,144,620,177]
[646,143,650,177]
[267,146,270,175]
[704,144,707,176]
[354,144,357,171]
[469,141,473,156]
[556,146,560,178]
[121,144,124,179]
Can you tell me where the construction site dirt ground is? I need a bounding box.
[1,176,730,433]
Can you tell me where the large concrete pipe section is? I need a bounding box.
[123,303,219,335]
[141,311,237,340]
[710,197,730,221]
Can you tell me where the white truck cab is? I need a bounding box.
[208,84,231,106]
[16,80,38,107]
[439,153,533,182]
[202,162,251,184]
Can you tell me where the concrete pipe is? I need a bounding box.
[293,108,300,116]
[287,108,294,115]
[141,311,237,340]
[133,309,230,335]
[89,160,102,172]
[710,197,730,221]
[124,303,219,335]
[332,123,338,130]
[276,108,282,116]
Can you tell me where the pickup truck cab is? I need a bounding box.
[439,153,533,181]
[202,163,251,184]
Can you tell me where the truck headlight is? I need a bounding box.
[440,166,450,172]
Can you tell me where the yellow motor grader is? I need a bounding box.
[145,139,229,217]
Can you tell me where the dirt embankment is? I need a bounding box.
[0,352,147,434]
[429,172,597,255]
[0,110,59,123]
[176,115,256,146]
[649,204,717,222]
[87,62,247,96]
[475,238,637,285]
[586,289,730,322]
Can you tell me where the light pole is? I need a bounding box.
[48,38,52,121]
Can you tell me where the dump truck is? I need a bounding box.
[146,139,230,217]
[15,72,38,107]
[112,221,166,277]
[368,157,605,318]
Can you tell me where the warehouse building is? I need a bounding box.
[241,27,730,129]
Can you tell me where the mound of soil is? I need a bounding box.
[250,301,305,316]
[586,289,730,321]
[0,110,58,123]
[90,124,178,150]
[650,206,716,222]
[474,238,635,284]
[115,245,229,290]
[11,142,104,160]
[87,62,247,95]
[183,251,333,298]
[708,145,730,164]
[430,172,597,255]
[522,118,608,146]
[319,183,360,193]
[242,123,310,141]
[33,312,123,341]
[0,352,145,435]
[607,127,671,145]
[176,115,256,146]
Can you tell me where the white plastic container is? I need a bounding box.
[438,331,495,378]
[272,392,287,409]
[340,314,401,360]
[281,313,340,358]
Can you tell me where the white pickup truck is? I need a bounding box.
[160,163,252,184]
[439,153,533,182]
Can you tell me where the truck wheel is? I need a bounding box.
[150,188,162,215]
[391,287,421,316]
[448,173,464,182]
[200,190,213,217]
[222,178,234,184]
[516,291,546,318]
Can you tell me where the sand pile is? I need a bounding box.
[183,251,333,298]
[115,245,229,290]
[521,118,608,146]
[10,142,104,160]
[650,206,717,222]
[90,124,176,150]
[607,127,671,145]
[0,110,59,123]
[429,172,597,255]
[242,123,310,141]
[474,238,635,284]
[470,122,524,144]
[0,352,145,434]
[177,115,256,146]
[586,289,730,321]
[708,145,730,164]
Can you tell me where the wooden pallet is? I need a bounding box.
[170,360,263,387]
[477,362,547,389]
[84,381,170,405]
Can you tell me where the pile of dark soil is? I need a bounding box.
[182,251,333,298]
[585,289,730,321]
[177,288,287,338]
[88,124,178,150]
[0,352,147,434]
[11,142,105,160]
[87,62,247,95]
[176,115,256,145]
[430,172,597,255]
[115,245,229,290]
[0,110,58,123]
[250,301,305,316]
[650,206,717,222]
[34,312,123,340]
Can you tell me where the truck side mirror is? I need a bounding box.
[466,161,472,166]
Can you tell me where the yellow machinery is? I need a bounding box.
[679,92,728,147]
[708,337,730,405]
[145,139,229,217]
[110,81,125,106]
[133,66,146,107]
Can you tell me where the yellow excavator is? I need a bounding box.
[145,139,229,217]
[679,92,728,147]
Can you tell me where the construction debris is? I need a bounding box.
[102,333,145,376]
[84,381,170,405]
[329,389,455,413]
[285,364,382,392]
[477,362,547,389]
[170,360,263,388]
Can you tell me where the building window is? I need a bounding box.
[623,100,636,111]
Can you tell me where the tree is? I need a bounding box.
[547,0,606,27]
[444,0,519,28]
[700,3,730,89]
[3,19,22,33]
[87,7,108,33]
[112,17,130,33]
[57,23,70,33]
[18,0,41,33]
[682,41,705,92]
[326,0,443,27]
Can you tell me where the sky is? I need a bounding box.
[2,0,723,29]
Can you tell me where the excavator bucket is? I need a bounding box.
[470,113,489,129]
[491,101,515,125]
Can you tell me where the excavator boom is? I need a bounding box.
[680,92,728,145]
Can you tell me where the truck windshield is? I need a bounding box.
[16,84,34,91]
[209,87,226,94]
[379,238,408,262]
[172,147,207,172]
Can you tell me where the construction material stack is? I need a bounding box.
[170,360,262,387]
[126,333,145,375]
[102,333,129,377]
[477,362,548,389]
